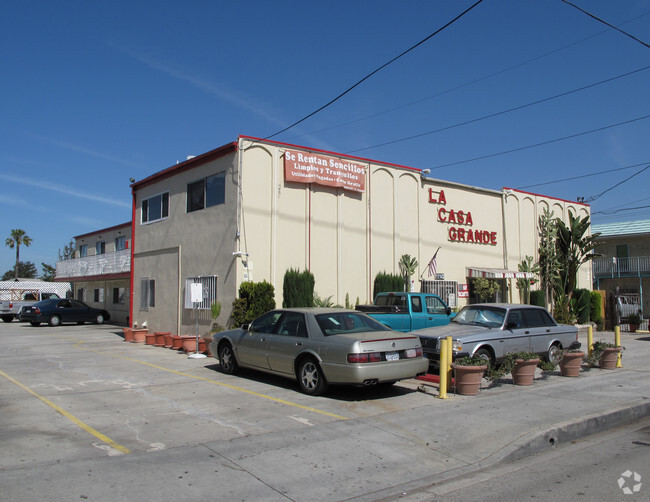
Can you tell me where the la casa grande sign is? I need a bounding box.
[429,188,497,245]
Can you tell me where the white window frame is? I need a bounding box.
[184,275,218,310]
[141,191,169,224]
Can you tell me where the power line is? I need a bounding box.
[517,162,650,189]
[585,165,650,203]
[560,0,650,50]
[261,0,486,141]
[428,113,650,170]
[284,10,650,143]
[346,65,650,154]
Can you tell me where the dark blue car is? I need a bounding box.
[19,298,110,327]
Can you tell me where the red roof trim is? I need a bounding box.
[132,141,238,190]
[239,135,421,173]
[74,222,131,240]
[503,187,590,207]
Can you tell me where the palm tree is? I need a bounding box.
[555,213,600,303]
[398,254,418,292]
[5,229,32,280]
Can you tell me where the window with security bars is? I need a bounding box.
[421,280,458,308]
[184,275,218,309]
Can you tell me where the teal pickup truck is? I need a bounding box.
[355,292,453,332]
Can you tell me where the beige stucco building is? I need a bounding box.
[130,136,591,334]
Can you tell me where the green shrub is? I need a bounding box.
[589,291,602,323]
[571,288,591,324]
[282,268,315,308]
[529,290,545,307]
[373,272,403,299]
[230,281,276,328]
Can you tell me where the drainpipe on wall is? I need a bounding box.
[501,189,511,303]
[129,185,136,328]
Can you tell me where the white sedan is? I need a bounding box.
[210,308,429,396]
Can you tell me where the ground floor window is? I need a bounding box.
[140,278,155,310]
[113,287,126,304]
[94,288,104,303]
[184,275,218,309]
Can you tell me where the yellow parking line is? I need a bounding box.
[0,369,130,454]
[74,343,348,421]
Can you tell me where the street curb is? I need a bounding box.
[500,398,650,463]
[360,398,650,502]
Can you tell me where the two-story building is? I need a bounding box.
[55,222,131,325]
[128,135,591,335]
[592,219,650,322]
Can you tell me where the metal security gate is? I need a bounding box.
[184,275,218,309]
[421,280,458,308]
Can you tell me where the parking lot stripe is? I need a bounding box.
[74,344,349,420]
[0,369,130,455]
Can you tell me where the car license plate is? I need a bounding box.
[385,351,399,361]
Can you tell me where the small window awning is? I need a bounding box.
[466,267,535,279]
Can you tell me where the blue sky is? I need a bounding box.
[2,0,649,276]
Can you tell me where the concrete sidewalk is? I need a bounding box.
[1,329,649,501]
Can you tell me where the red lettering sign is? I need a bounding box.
[284,150,366,192]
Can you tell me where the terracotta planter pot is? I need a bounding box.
[164,334,174,348]
[181,336,197,353]
[629,324,639,333]
[145,333,156,345]
[511,358,539,386]
[599,347,621,369]
[122,327,134,342]
[559,352,584,377]
[452,364,487,395]
[132,329,148,343]
[154,332,169,347]
[171,335,184,350]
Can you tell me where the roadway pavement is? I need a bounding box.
[1,324,649,501]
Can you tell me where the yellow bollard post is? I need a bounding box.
[439,338,448,399]
[446,336,453,391]
[615,325,623,368]
[587,325,593,358]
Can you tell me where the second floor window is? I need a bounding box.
[79,245,87,258]
[96,241,105,255]
[187,172,225,213]
[115,236,126,251]
[142,192,169,223]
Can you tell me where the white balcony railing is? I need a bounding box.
[592,256,650,278]
[56,249,131,279]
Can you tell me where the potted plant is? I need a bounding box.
[452,355,488,395]
[486,352,540,386]
[545,342,585,377]
[587,340,623,370]
[627,312,641,333]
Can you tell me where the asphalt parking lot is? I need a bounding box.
[1,321,649,501]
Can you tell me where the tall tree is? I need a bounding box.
[41,263,56,281]
[2,261,37,281]
[555,213,600,304]
[537,209,560,310]
[58,240,76,261]
[5,229,32,280]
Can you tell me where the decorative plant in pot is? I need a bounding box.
[485,352,542,386]
[552,343,585,377]
[451,354,488,396]
[586,340,623,370]
[627,312,641,333]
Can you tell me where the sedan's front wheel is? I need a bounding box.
[95,313,105,324]
[218,343,238,375]
[298,358,328,396]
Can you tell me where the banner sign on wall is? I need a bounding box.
[284,150,366,192]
